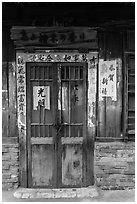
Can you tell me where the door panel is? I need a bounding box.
[62,144,83,186]
[59,63,87,187]
[27,62,87,188]
[27,63,56,188]
[32,144,53,187]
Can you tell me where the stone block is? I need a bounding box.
[2,173,11,179]
[9,148,19,153]
[95,142,135,190]
[13,191,23,199]
[76,187,98,198]
[119,182,135,187]
[106,169,122,174]
[10,167,19,174]
[11,176,19,182]
[53,189,75,198]
[10,156,19,161]
[10,152,19,156]
[2,163,10,170]
[2,155,11,161]
[8,144,19,148]
[2,177,19,183]
[11,174,18,179]
[2,147,9,153]
[2,178,12,183]
[124,170,135,175]
[13,183,19,189]
[9,160,19,166]
[22,193,30,199]
[2,183,13,190]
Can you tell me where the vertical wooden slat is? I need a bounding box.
[34,125,35,138]
[78,127,80,137]
[115,60,122,138]
[38,68,41,137]
[78,66,80,79]
[98,31,107,138]
[57,63,62,187]
[104,97,107,137]
[34,66,36,79]
[39,106,41,137]
[52,63,58,187]
[47,66,49,79]
[64,125,66,137]
[2,62,9,137]
[64,66,66,79]
[8,62,17,137]
[96,57,99,138]
[48,125,50,137]
[2,90,9,137]
[68,79,71,137]
[84,63,94,186]
[26,62,32,187]
[82,63,88,186]
[43,125,45,137]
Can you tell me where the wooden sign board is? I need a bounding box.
[11,27,98,49]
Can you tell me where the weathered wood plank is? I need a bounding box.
[32,144,54,187]
[56,63,62,188]
[31,137,53,144]
[98,59,122,139]
[2,62,9,137]
[85,128,94,186]
[8,62,17,137]
[95,137,123,142]
[11,27,98,49]
[52,63,59,188]
[61,137,83,144]
[126,30,135,51]
[2,62,8,90]
[62,144,82,186]
[82,63,89,186]
[98,31,123,139]
[2,90,9,137]
[2,137,18,144]
[2,110,9,137]
[26,63,32,187]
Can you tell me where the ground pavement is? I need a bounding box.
[2,188,135,202]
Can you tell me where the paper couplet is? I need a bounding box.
[99,60,117,101]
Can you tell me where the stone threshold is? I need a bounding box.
[14,186,99,199]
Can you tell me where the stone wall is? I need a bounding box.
[94,142,135,190]
[2,143,19,190]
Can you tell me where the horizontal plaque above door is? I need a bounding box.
[11,26,98,49]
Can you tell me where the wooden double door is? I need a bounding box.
[26,62,88,188]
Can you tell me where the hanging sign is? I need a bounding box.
[99,60,117,101]
[33,86,50,110]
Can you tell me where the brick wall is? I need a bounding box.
[2,143,19,190]
[2,141,135,190]
[94,142,135,190]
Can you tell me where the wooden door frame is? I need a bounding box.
[26,62,88,188]
[26,62,59,188]
[123,53,135,141]
[16,51,98,188]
